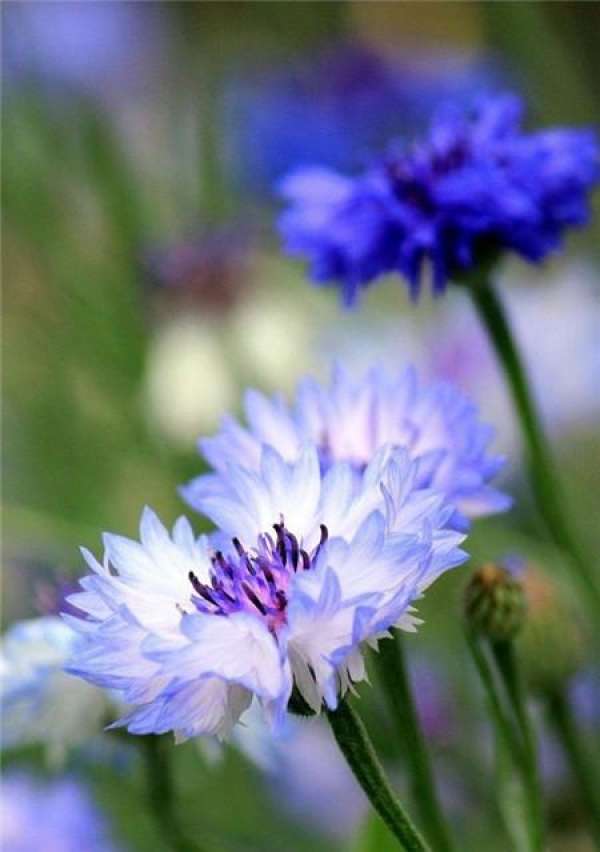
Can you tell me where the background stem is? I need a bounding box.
[141,735,202,852]
[374,633,455,852]
[465,631,538,850]
[327,698,430,852]
[468,281,600,618]
[465,632,527,773]
[545,688,600,847]
[491,641,545,852]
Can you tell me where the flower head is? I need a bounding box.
[279,94,599,304]
[66,446,466,739]
[1,772,119,852]
[183,364,510,523]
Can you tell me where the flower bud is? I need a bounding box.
[464,562,526,642]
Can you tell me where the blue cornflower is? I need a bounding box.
[65,446,466,739]
[279,94,599,304]
[229,43,409,189]
[183,364,510,523]
[229,42,500,195]
[1,772,119,852]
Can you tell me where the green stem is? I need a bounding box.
[465,632,527,773]
[142,736,202,852]
[374,633,455,852]
[465,631,536,849]
[327,698,430,852]
[545,688,600,848]
[491,641,545,852]
[469,281,600,618]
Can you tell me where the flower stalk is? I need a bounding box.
[468,279,600,621]
[141,736,202,852]
[491,640,544,852]
[374,632,455,852]
[327,697,430,852]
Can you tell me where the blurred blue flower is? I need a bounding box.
[279,94,599,304]
[183,363,510,523]
[569,668,600,727]
[66,446,466,739]
[1,772,119,852]
[229,42,500,194]
[4,1,163,100]
[411,656,457,745]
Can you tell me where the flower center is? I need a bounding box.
[188,521,329,634]
[386,138,470,213]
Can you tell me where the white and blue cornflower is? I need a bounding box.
[183,364,510,524]
[65,445,466,740]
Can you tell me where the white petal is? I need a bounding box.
[158,612,286,701]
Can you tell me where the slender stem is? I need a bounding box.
[141,736,202,852]
[468,280,600,619]
[327,698,430,852]
[374,633,455,852]
[545,688,600,847]
[491,641,545,852]
[465,631,537,850]
[465,632,527,774]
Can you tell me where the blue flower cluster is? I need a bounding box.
[63,365,510,740]
[65,450,468,738]
[279,94,599,304]
[60,87,600,748]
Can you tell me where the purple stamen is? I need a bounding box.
[189,519,322,632]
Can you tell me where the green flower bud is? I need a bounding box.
[464,563,527,642]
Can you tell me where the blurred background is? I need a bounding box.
[2,3,600,851]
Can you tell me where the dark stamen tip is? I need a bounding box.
[242,583,267,615]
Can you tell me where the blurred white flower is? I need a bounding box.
[0,616,112,764]
[230,287,315,392]
[144,316,237,448]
